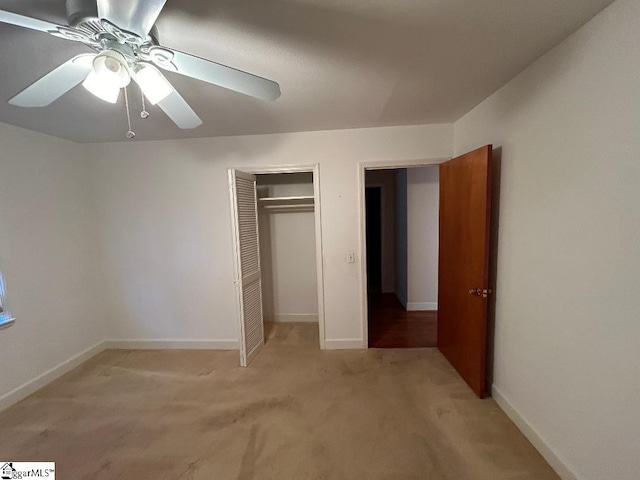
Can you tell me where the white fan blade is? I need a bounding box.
[156,89,203,130]
[0,9,63,33]
[9,55,95,108]
[97,0,167,38]
[150,47,281,101]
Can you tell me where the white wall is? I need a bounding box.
[406,167,439,310]
[365,169,396,293]
[259,210,318,322]
[257,174,318,322]
[394,170,408,306]
[0,122,103,405]
[90,124,453,347]
[453,0,640,478]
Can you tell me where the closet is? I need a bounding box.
[229,168,323,366]
[257,172,318,324]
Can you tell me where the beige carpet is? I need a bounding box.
[0,323,558,479]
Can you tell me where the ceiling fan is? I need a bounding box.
[0,0,281,136]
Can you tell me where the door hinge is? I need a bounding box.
[469,288,492,298]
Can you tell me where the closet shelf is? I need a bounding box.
[258,196,315,212]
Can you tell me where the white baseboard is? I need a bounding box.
[0,341,106,413]
[492,386,579,480]
[395,292,408,309]
[264,314,319,323]
[407,302,438,311]
[105,339,239,350]
[324,339,365,350]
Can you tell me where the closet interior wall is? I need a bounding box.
[256,173,319,324]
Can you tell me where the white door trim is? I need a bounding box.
[357,157,449,348]
[228,164,326,350]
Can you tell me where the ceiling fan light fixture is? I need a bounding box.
[82,70,121,104]
[82,50,131,104]
[92,50,131,88]
[134,64,173,105]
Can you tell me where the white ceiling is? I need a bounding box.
[0,0,614,143]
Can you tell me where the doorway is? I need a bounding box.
[256,172,320,350]
[359,147,495,398]
[229,165,325,366]
[364,167,439,348]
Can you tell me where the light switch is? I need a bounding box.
[346,252,355,264]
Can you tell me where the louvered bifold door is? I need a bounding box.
[229,170,265,366]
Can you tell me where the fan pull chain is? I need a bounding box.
[124,86,135,139]
[140,91,149,119]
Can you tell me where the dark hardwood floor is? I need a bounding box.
[368,293,437,348]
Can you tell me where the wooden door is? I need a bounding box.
[229,169,264,366]
[438,145,492,397]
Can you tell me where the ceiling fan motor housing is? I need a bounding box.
[65,0,97,27]
[64,0,160,44]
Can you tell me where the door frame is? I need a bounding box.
[228,164,326,349]
[357,158,448,348]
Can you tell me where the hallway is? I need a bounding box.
[368,293,438,348]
